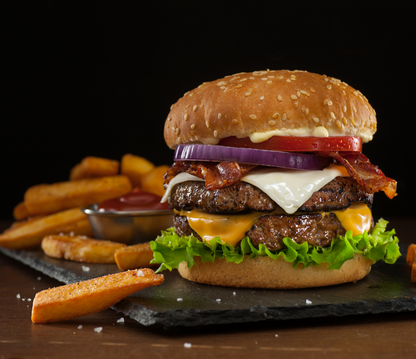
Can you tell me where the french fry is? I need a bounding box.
[42,235,126,263]
[55,218,95,238]
[24,175,132,216]
[406,244,416,266]
[31,268,164,323]
[0,208,87,249]
[70,156,120,181]
[120,153,155,188]
[13,201,30,221]
[140,165,169,197]
[115,242,157,270]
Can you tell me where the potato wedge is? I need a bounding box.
[0,208,87,249]
[120,153,155,188]
[13,201,30,221]
[31,268,164,323]
[140,165,169,197]
[406,244,416,266]
[412,261,416,283]
[24,175,132,216]
[70,156,120,181]
[55,218,95,238]
[115,242,157,270]
[42,235,126,263]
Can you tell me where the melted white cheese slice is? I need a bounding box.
[161,164,348,214]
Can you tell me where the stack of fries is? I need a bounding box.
[0,154,169,324]
[0,154,168,270]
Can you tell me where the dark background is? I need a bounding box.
[2,1,415,221]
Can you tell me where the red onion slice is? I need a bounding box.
[174,144,332,170]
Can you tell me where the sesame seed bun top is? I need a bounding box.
[164,70,377,149]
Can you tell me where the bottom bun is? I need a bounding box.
[178,255,373,289]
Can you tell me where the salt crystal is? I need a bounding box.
[275,334,279,337]
[82,266,90,272]
[94,327,103,333]
[37,277,41,280]
[27,298,31,302]
[16,294,20,299]
[306,299,312,305]
[233,291,236,296]
[78,325,83,329]
[137,269,145,277]
[216,299,221,303]
[177,298,183,302]
[117,318,124,323]
[184,343,192,348]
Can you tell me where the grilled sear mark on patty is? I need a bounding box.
[169,177,372,214]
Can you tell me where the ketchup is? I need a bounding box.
[98,188,170,212]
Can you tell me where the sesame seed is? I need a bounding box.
[240,78,248,82]
[310,87,315,93]
[167,117,172,122]
[175,128,180,135]
[336,120,342,128]
[277,95,283,101]
[261,77,268,81]
[353,105,357,113]
[245,91,252,96]
[193,105,198,112]
[282,114,287,121]
[190,124,196,129]
[343,106,347,113]
[323,99,328,106]
[217,81,228,86]
[286,79,291,83]
[343,117,348,125]
[232,119,238,124]
[300,90,310,96]
[305,108,310,115]
[235,84,242,88]
[267,81,272,84]
[218,113,222,120]
[184,114,189,121]
[272,113,279,119]
[205,121,210,128]
[249,77,255,80]
[330,112,336,120]
[268,75,275,78]
[313,117,320,123]
[214,130,218,137]
[260,96,264,100]
[291,95,298,100]
[268,120,276,125]
[249,114,257,120]
[327,85,332,89]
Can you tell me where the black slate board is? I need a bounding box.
[1,246,416,329]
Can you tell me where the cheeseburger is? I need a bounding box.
[151,69,400,289]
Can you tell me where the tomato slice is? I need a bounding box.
[218,136,362,152]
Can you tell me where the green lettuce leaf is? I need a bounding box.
[150,218,401,273]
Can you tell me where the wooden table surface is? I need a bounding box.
[1,218,416,359]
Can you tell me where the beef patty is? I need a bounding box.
[173,212,346,250]
[169,176,372,214]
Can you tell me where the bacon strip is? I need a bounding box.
[163,161,256,190]
[325,152,397,199]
